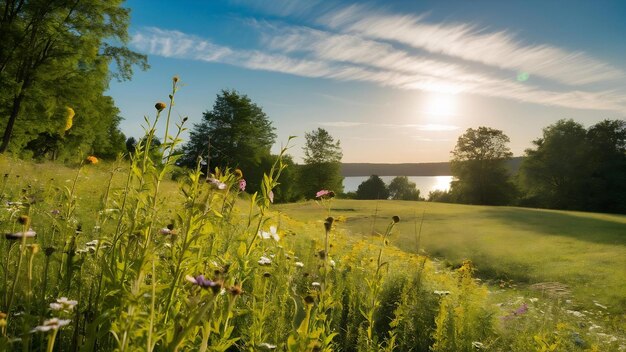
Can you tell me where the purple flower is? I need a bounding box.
[185,274,219,290]
[239,179,246,192]
[513,303,528,315]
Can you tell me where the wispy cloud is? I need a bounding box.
[317,121,459,131]
[321,5,625,86]
[131,22,626,112]
[319,121,366,127]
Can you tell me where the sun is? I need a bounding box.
[423,92,458,118]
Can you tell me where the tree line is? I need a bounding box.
[431,120,626,214]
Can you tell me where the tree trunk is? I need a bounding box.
[0,88,27,153]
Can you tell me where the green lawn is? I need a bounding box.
[276,199,626,314]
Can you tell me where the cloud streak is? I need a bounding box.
[131,23,626,112]
[321,5,625,86]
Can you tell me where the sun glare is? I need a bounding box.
[423,93,458,117]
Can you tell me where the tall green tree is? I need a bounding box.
[520,119,626,212]
[299,128,343,198]
[519,119,590,210]
[179,89,277,192]
[388,176,421,200]
[355,175,389,200]
[0,0,147,155]
[450,127,515,205]
[586,119,626,213]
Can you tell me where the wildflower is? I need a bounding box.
[5,229,36,240]
[238,179,246,192]
[268,190,274,203]
[0,312,6,328]
[258,342,277,350]
[64,107,75,132]
[160,223,176,235]
[295,262,304,268]
[311,282,321,288]
[50,297,78,312]
[86,156,98,164]
[258,256,272,265]
[513,303,528,315]
[31,318,71,333]
[472,341,485,349]
[258,226,280,242]
[329,259,336,267]
[433,290,451,296]
[185,275,221,293]
[155,102,167,111]
[207,178,227,190]
[316,189,332,198]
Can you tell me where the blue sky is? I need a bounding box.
[108,0,626,163]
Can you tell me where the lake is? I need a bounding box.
[343,176,453,195]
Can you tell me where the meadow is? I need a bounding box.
[275,200,626,316]
[0,84,624,351]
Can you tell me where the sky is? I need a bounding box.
[107,0,626,163]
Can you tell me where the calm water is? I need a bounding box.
[343,176,453,195]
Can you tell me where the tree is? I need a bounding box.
[0,0,147,155]
[356,175,389,200]
[585,120,626,213]
[299,128,343,198]
[388,176,421,200]
[180,89,276,192]
[450,127,515,205]
[520,119,626,212]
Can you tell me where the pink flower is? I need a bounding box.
[239,179,246,192]
[316,190,335,198]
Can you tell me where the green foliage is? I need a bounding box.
[299,128,344,198]
[450,127,516,205]
[356,175,389,200]
[520,119,626,213]
[179,89,277,193]
[388,176,421,201]
[0,0,147,156]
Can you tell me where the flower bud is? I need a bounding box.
[155,102,167,111]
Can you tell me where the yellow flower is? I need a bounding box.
[64,107,75,132]
[86,156,99,164]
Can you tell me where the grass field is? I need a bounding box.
[2,154,625,350]
[275,199,626,315]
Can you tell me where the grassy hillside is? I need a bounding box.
[276,199,626,314]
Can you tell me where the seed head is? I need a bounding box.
[304,295,315,305]
[229,285,243,296]
[173,76,179,83]
[392,215,400,223]
[155,102,167,111]
[18,215,30,226]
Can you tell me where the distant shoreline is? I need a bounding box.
[341,157,523,177]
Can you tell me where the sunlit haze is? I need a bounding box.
[108,0,626,163]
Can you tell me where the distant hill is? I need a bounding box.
[341,157,524,176]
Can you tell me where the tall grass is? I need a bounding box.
[0,79,623,351]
